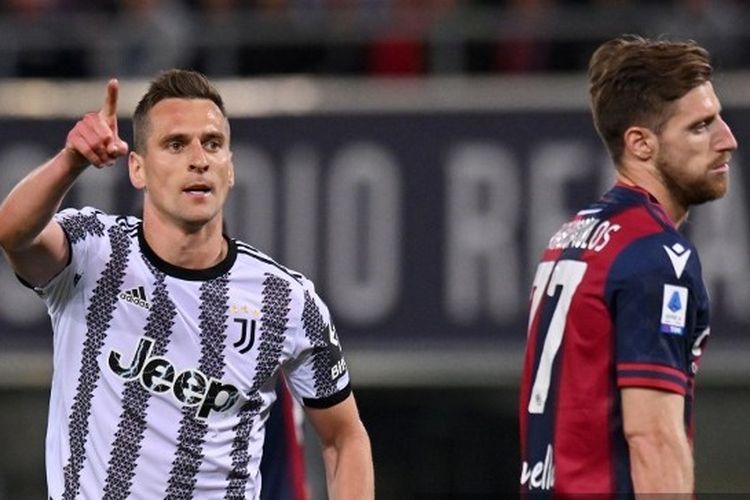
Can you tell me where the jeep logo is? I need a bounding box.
[108,336,242,419]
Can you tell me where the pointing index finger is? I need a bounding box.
[100,78,119,122]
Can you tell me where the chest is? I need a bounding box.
[82,264,298,420]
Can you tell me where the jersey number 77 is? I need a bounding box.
[526,260,588,414]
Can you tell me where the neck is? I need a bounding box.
[615,166,688,227]
[141,211,227,270]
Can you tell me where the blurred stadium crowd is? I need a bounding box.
[0,0,747,78]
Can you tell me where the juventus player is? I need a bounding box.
[0,70,373,499]
[520,36,737,496]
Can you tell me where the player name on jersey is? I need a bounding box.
[548,216,621,252]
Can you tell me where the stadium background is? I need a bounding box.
[0,0,749,497]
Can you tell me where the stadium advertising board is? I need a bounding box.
[0,110,747,352]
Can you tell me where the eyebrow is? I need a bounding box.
[685,100,722,129]
[159,131,226,144]
[160,133,189,144]
[687,112,718,130]
[202,131,226,143]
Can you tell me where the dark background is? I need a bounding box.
[0,106,748,497]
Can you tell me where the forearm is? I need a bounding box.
[322,426,374,500]
[0,148,86,251]
[622,387,693,496]
[628,432,693,495]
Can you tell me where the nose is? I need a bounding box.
[714,117,738,152]
[188,140,209,172]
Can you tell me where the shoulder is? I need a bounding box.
[232,241,330,323]
[593,192,696,276]
[610,228,702,286]
[55,207,140,243]
[233,239,308,289]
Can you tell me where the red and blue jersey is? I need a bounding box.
[519,184,711,495]
[260,377,307,500]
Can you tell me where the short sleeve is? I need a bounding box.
[39,207,107,313]
[283,279,351,409]
[607,234,707,395]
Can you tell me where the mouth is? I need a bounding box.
[709,161,730,174]
[709,153,732,172]
[182,183,213,198]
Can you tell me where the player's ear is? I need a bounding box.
[227,151,235,188]
[129,151,146,190]
[623,126,656,161]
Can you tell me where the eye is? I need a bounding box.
[166,140,183,152]
[205,139,223,151]
[692,116,717,134]
[691,122,708,134]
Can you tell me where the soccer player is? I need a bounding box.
[519,35,737,496]
[0,69,374,499]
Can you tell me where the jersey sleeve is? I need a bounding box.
[283,278,351,409]
[607,233,707,395]
[37,206,108,315]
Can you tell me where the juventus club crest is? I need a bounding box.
[233,318,257,354]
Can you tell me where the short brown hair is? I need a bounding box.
[588,35,712,163]
[132,69,226,153]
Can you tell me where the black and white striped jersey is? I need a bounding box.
[37,207,351,500]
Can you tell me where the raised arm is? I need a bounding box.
[305,394,374,500]
[622,387,693,496]
[0,79,128,287]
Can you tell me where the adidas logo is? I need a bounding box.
[119,286,151,310]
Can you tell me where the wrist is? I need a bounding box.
[59,147,90,175]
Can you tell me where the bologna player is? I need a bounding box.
[0,70,373,499]
[260,378,308,500]
[520,36,737,495]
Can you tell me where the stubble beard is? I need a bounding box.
[656,154,728,209]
